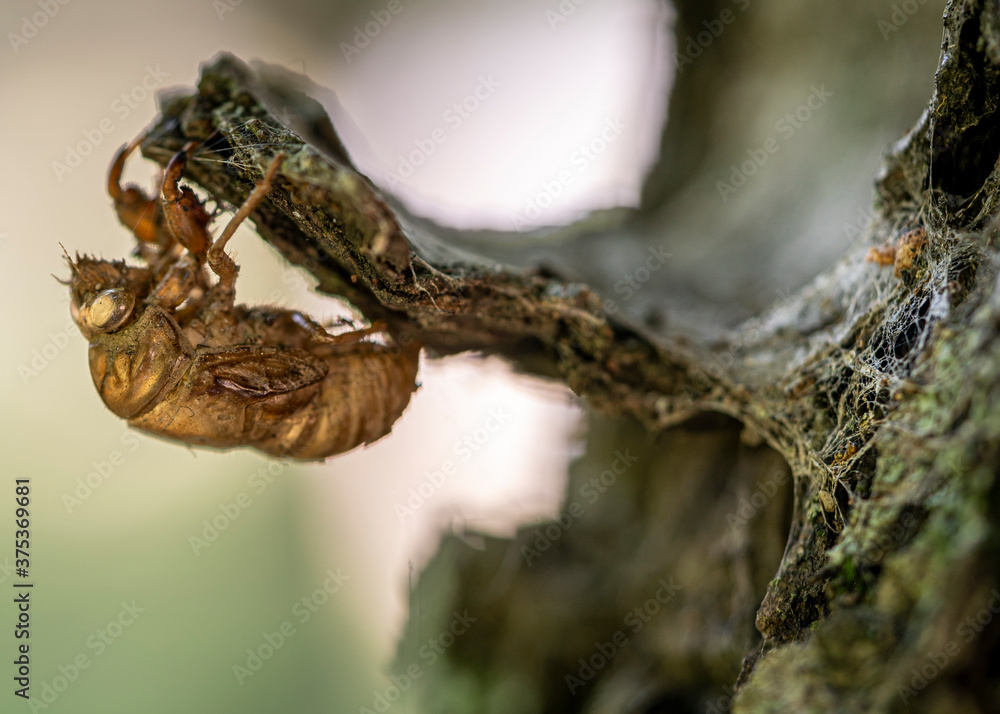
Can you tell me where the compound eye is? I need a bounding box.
[88,288,136,332]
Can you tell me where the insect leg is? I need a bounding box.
[207,152,286,299]
[161,142,213,260]
[108,133,162,248]
[289,312,388,345]
[148,253,204,310]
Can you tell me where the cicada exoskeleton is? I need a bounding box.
[66,137,420,460]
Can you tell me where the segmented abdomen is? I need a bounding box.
[252,339,421,460]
